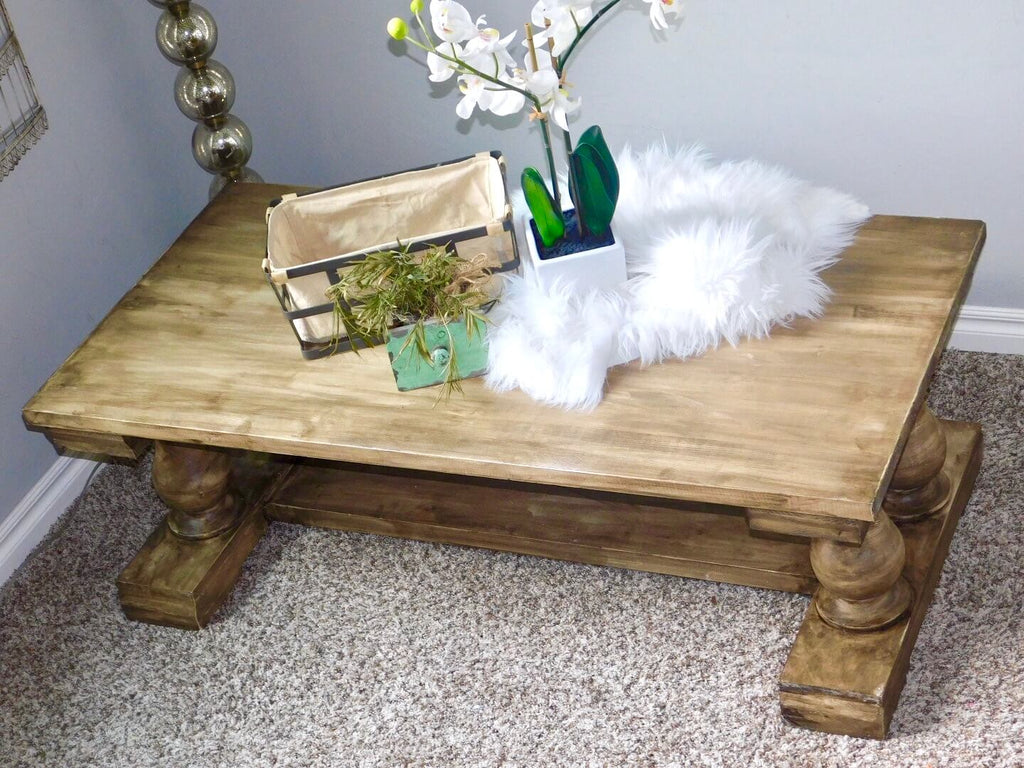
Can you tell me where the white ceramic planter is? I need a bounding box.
[519,216,637,367]
[521,217,627,293]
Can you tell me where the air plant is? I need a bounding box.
[326,242,492,397]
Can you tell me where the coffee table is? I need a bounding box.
[22,183,984,739]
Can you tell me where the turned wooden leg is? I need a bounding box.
[810,511,913,631]
[884,406,951,522]
[117,441,268,630]
[780,420,982,739]
[153,442,240,539]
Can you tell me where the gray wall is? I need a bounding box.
[0,1,205,524]
[3,1,1022,525]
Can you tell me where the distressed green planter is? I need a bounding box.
[385,317,488,391]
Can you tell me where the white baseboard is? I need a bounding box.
[0,456,98,587]
[949,304,1024,354]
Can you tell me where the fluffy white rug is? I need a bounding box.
[485,144,871,410]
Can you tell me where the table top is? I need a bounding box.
[23,183,983,521]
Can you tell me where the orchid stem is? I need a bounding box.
[539,119,561,212]
[403,34,541,116]
[425,40,560,211]
[548,24,572,215]
[413,10,432,47]
[558,0,625,73]
[527,23,562,210]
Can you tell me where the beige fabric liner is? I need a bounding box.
[267,154,512,344]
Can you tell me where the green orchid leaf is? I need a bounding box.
[576,125,619,206]
[521,166,565,248]
[566,157,585,238]
[571,142,616,236]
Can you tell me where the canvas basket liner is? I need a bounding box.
[264,151,519,358]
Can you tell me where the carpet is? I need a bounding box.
[1,349,1021,767]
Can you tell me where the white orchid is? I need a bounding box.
[430,0,480,42]
[642,0,680,31]
[427,41,463,82]
[454,75,489,119]
[462,27,519,77]
[456,73,526,118]
[539,79,581,132]
[521,53,580,131]
[450,23,525,117]
[527,0,594,56]
[388,0,683,230]
[485,77,529,116]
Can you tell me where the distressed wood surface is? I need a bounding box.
[118,503,266,630]
[266,463,818,594]
[151,441,240,540]
[45,428,150,460]
[745,508,869,545]
[23,184,984,521]
[885,406,951,521]
[779,419,982,738]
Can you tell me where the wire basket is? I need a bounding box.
[263,151,519,359]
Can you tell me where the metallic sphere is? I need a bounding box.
[191,115,253,175]
[156,4,217,65]
[174,60,235,121]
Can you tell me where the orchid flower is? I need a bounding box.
[462,27,519,78]
[538,78,581,132]
[520,54,580,131]
[430,0,480,42]
[642,0,680,31]
[453,24,526,117]
[456,73,526,118]
[527,0,594,56]
[427,41,463,82]
[454,75,489,119]
[389,0,684,226]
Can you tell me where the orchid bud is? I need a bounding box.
[410,0,424,14]
[387,17,409,40]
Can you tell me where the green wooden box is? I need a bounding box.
[385,317,488,391]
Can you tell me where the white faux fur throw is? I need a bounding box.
[485,144,871,410]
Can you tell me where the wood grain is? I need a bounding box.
[115,447,287,630]
[809,510,912,631]
[117,503,266,630]
[44,428,149,460]
[22,184,984,521]
[779,419,982,739]
[885,405,951,521]
[266,463,818,594]
[746,508,868,544]
[152,441,240,540]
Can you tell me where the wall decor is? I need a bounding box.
[0,0,47,181]
[147,0,261,198]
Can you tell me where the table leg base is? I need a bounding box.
[779,419,982,739]
[117,503,267,630]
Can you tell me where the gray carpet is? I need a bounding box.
[1,349,1022,767]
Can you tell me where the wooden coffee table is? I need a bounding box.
[23,183,984,739]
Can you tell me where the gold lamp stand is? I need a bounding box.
[149,0,262,198]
